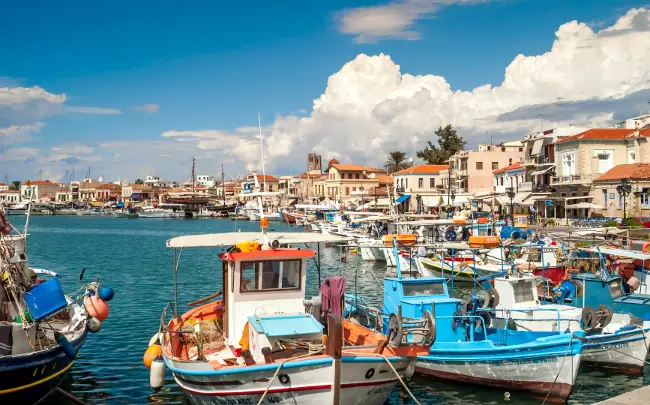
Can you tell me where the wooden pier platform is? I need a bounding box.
[595,385,650,405]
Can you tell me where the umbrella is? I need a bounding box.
[566,202,603,209]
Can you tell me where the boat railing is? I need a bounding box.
[478,307,566,331]
[160,301,205,361]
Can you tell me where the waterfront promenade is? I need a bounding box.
[595,385,650,405]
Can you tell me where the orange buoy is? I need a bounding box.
[143,344,163,368]
[84,295,110,321]
[642,242,650,254]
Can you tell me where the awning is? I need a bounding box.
[531,166,554,176]
[564,196,594,201]
[530,139,544,156]
[88,201,103,207]
[115,202,125,208]
[566,202,603,209]
[358,198,391,210]
[424,195,470,207]
[394,194,411,205]
[521,195,547,205]
[420,195,443,207]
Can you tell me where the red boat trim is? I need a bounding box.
[415,367,573,401]
[177,378,399,396]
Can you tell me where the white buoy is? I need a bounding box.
[87,317,101,333]
[150,359,165,392]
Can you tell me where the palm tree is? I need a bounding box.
[10,180,21,190]
[384,151,412,174]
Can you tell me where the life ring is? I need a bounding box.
[642,242,650,254]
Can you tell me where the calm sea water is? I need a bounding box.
[8,216,647,404]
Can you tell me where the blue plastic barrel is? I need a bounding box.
[24,278,68,321]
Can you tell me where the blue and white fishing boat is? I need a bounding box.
[483,271,650,371]
[345,241,584,402]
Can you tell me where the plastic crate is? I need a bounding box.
[24,278,68,321]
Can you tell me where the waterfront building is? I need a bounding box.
[278,175,300,197]
[392,164,448,212]
[55,188,72,203]
[196,175,216,188]
[553,127,650,218]
[122,184,154,204]
[0,183,8,191]
[615,114,650,129]
[448,142,525,195]
[313,159,387,204]
[144,175,168,187]
[592,163,650,218]
[20,180,60,202]
[0,190,20,204]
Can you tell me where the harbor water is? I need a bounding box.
[11,216,649,404]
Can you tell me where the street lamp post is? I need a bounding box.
[360,186,365,209]
[616,178,632,221]
[450,189,456,218]
[506,186,516,225]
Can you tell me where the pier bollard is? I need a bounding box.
[326,314,342,405]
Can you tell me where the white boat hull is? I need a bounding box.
[416,353,581,400]
[168,356,413,405]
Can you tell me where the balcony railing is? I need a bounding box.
[551,173,601,185]
[455,169,468,177]
[519,181,533,192]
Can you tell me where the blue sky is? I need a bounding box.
[2,0,650,182]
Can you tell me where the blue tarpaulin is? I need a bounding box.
[115,202,124,208]
[395,194,411,204]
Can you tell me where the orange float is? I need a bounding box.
[84,295,110,321]
[468,236,500,249]
[143,344,163,368]
[383,234,417,247]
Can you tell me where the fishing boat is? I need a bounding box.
[145,224,434,404]
[137,204,185,218]
[485,272,650,371]
[345,242,584,402]
[5,202,29,215]
[0,206,113,404]
[111,210,138,219]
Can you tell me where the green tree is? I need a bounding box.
[135,178,144,184]
[384,151,412,174]
[10,180,21,190]
[416,125,466,164]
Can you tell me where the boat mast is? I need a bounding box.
[191,157,196,192]
[258,113,267,192]
[221,164,225,205]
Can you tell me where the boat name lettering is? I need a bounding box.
[367,386,394,395]
[493,358,555,366]
[586,342,629,351]
[210,398,269,405]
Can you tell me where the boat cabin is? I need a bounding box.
[220,247,317,354]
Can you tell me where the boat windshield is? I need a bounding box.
[240,260,301,292]
[609,279,622,299]
[403,282,445,297]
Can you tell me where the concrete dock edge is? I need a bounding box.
[594,385,650,405]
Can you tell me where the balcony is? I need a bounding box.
[551,173,601,185]
[455,169,468,177]
[519,181,533,192]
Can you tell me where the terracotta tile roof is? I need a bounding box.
[373,174,394,184]
[0,183,6,186]
[298,172,323,178]
[331,164,385,173]
[393,165,448,175]
[556,128,650,144]
[128,184,153,191]
[0,190,19,194]
[250,174,279,182]
[594,163,650,182]
[25,180,57,186]
[493,162,523,174]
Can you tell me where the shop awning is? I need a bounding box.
[566,202,603,209]
[394,194,411,205]
[531,166,555,176]
[530,139,544,156]
[88,201,103,207]
[424,195,470,207]
[564,196,594,201]
[521,195,547,205]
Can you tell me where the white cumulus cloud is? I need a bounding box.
[134,103,160,113]
[164,7,650,176]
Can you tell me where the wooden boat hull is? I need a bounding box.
[0,329,87,405]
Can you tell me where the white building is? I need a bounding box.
[197,175,216,188]
[20,181,61,202]
[144,175,167,187]
[393,164,449,211]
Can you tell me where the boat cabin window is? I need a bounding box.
[240,260,301,292]
[403,282,445,297]
[513,280,535,303]
[609,280,622,299]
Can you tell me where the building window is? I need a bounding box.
[627,148,636,164]
[430,178,435,188]
[405,179,408,189]
[519,147,523,152]
[500,177,503,186]
[418,178,423,188]
[618,192,622,208]
[492,162,498,170]
[561,151,576,176]
[641,191,650,209]
[345,187,350,196]
[476,162,483,170]
[501,147,506,152]
[355,173,360,179]
[508,158,512,165]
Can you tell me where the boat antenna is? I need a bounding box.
[258,113,267,192]
[191,157,196,192]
